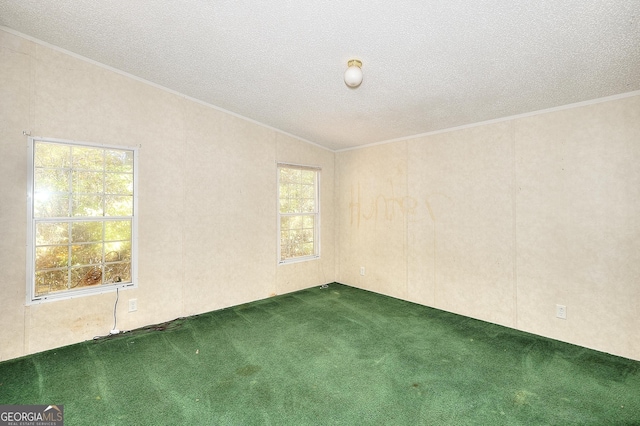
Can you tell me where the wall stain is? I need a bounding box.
[349,181,450,228]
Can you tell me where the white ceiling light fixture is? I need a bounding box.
[344,59,363,88]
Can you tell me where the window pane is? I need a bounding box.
[105,149,133,172]
[105,241,131,262]
[288,183,301,199]
[280,196,302,214]
[35,246,68,270]
[279,168,299,184]
[302,242,314,256]
[35,270,68,296]
[71,243,102,266]
[105,220,131,241]
[105,195,133,216]
[279,187,316,214]
[280,231,291,260]
[34,194,70,217]
[105,172,133,195]
[34,143,70,168]
[72,194,104,216]
[301,183,314,199]
[302,215,314,229]
[279,198,290,214]
[35,169,70,193]
[72,221,103,243]
[36,222,69,245]
[105,262,131,283]
[301,198,315,213]
[279,184,289,200]
[302,229,313,243]
[71,266,102,288]
[289,216,302,230]
[300,170,315,184]
[72,171,103,194]
[72,146,104,170]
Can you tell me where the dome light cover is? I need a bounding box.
[344,59,363,88]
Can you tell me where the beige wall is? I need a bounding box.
[2,28,638,363]
[337,95,640,361]
[0,29,335,361]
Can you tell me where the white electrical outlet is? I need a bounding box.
[556,304,566,319]
[129,298,138,312]
[360,266,365,276]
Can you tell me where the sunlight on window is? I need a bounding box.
[278,165,320,263]
[28,138,137,301]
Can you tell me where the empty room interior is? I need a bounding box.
[1,1,639,424]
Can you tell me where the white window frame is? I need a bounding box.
[26,136,138,304]
[277,163,321,264]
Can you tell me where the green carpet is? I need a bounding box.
[1,283,639,425]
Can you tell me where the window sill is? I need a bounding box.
[278,255,320,266]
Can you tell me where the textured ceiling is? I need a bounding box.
[1,1,639,151]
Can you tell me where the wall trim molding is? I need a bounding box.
[3,26,638,155]
[0,26,332,153]
[336,90,640,152]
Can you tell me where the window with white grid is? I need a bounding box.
[27,137,137,303]
[277,164,320,263]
